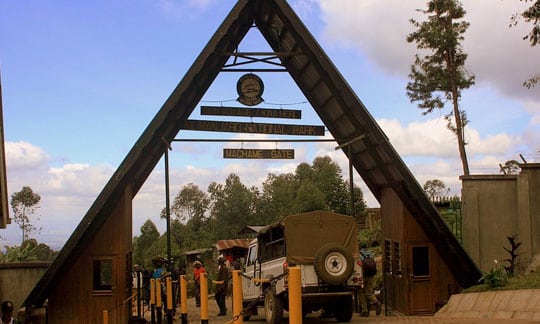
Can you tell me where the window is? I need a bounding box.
[247,245,258,266]
[393,241,402,276]
[412,246,430,276]
[384,239,392,274]
[93,259,113,290]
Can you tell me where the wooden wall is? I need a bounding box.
[381,188,458,315]
[47,187,132,323]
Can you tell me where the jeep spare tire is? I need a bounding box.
[314,243,354,285]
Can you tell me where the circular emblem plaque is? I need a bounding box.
[237,73,264,106]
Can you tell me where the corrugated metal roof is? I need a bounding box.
[215,238,252,251]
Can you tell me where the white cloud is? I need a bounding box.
[316,0,540,108]
[5,141,49,170]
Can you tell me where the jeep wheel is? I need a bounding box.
[264,289,284,324]
[314,243,354,285]
[334,296,353,322]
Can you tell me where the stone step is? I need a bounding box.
[436,289,540,320]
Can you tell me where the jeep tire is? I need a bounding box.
[334,296,354,322]
[264,288,284,324]
[314,243,354,285]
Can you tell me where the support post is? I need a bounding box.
[288,266,302,324]
[200,272,209,324]
[180,275,188,324]
[232,270,243,324]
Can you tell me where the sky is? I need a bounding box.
[0,0,538,250]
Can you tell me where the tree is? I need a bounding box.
[500,159,521,175]
[10,186,41,243]
[208,174,257,240]
[511,0,540,88]
[407,0,475,175]
[170,183,210,222]
[423,179,450,200]
[133,219,160,265]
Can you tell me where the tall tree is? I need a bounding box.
[407,0,475,175]
[10,186,41,243]
[511,0,540,88]
[423,179,450,200]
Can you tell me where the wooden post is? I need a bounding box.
[200,272,209,324]
[288,266,302,324]
[232,270,243,324]
[180,275,188,324]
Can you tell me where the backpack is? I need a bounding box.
[361,252,377,277]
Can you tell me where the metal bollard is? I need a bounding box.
[180,275,188,324]
[103,310,108,324]
[232,270,243,324]
[150,279,156,324]
[156,278,163,324]
[288,266,302,324]
[200,272,209,324]
[166,277,173,311]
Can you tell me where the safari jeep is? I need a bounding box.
[241,211,362,323]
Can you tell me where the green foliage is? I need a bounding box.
[407,0,474,175]
[479,261,508,288]
[142,155,368,261]
[133,219,160,265]
[0,239,57,262]
[10,186,42,243]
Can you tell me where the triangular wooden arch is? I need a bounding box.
[25,0,481,309]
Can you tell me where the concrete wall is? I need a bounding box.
[461,163,540,273]
[0,262,49,312]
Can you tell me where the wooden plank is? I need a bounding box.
[200,106,301,119]
[183,119,324,136]
[223,148,294,159]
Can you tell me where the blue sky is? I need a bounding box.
[0,0,538,249]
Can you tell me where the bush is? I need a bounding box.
[479,261,508,288]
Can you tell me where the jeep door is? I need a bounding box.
[242,244,260,301]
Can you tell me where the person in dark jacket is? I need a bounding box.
[214,256,230,316]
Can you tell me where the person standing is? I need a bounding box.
[359,247,382,317]
[193,260,206,307]
[1,301,20,324]
[214,256,230,316]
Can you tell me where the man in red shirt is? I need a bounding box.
[193,261,206,307]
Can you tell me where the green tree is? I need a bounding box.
[511,0,540,88]
[133,219,160,265]
[10,186,41,243]
[258,173,298,223]
[407,0,475,175]
[170,183,210,222]
[208,174,256,240]
[423,179,450,200]
[311,156,350,214]
[292,180,327,213]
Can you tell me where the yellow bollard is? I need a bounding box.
[103,309,108,324]
[180,275,188,324]
[166,277,173,311]
[156,278,162,307]
[150,279,156,306]
[288,266,302,324]
[200,272,209,324]
[232,270,243,324]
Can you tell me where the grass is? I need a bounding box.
[464,269,540,293]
